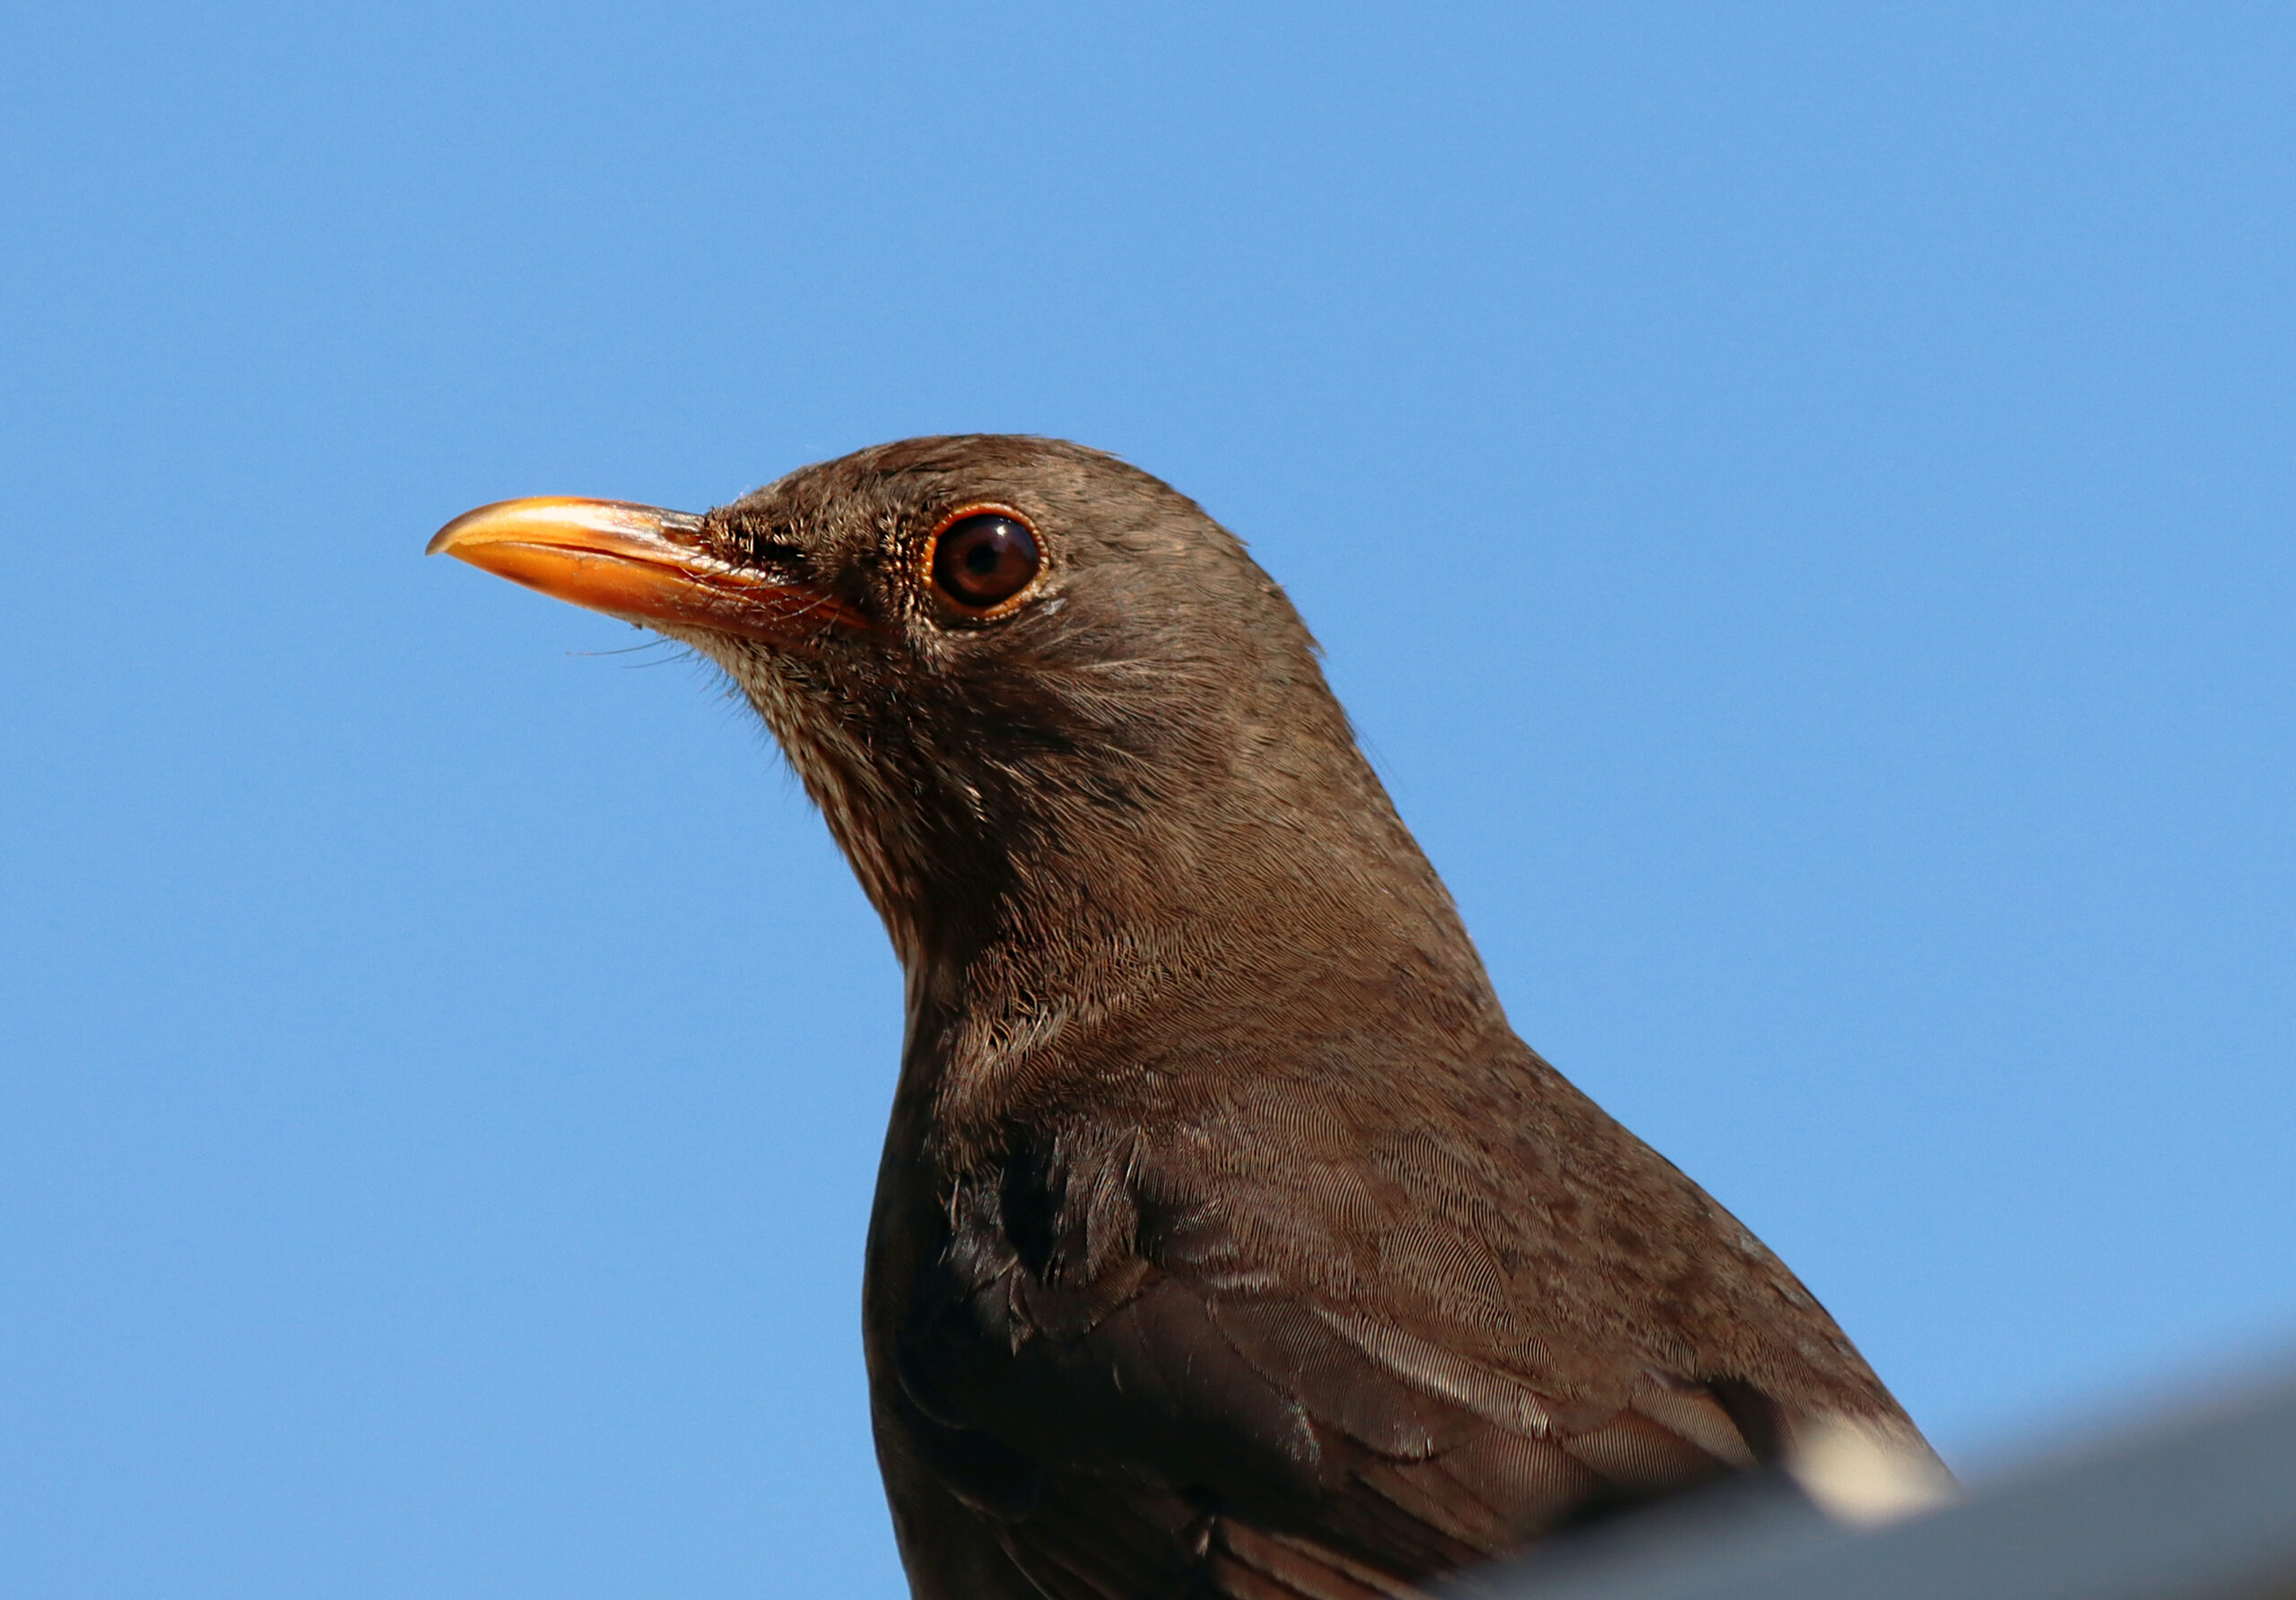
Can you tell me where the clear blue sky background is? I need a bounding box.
[4,4,2291,1596]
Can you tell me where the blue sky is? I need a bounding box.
[4,4,2292,1595]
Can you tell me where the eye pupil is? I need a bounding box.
[932,513,1040,609]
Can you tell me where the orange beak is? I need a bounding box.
[427,497,865,642]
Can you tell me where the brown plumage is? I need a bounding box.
[430,436,1942,1598]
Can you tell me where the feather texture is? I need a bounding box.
[524,436,1947,1596]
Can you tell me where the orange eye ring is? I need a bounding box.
[923,503,1045,617]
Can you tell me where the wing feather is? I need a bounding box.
[889,1067,1913,1597]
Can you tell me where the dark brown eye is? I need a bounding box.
[931,512,1040,610]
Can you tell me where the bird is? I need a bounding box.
[429,436,1945,1599]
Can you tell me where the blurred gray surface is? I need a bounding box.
[1468,1368,2296,1600]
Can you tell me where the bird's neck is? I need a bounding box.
[873,778,1507,1155]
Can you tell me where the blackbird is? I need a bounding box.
[430,436,1944,1599]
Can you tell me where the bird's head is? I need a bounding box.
[433,436,1475,1016]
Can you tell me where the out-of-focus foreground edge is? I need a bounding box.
[1454,1361,2296,1600]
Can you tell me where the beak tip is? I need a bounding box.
[427,505,498,559]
